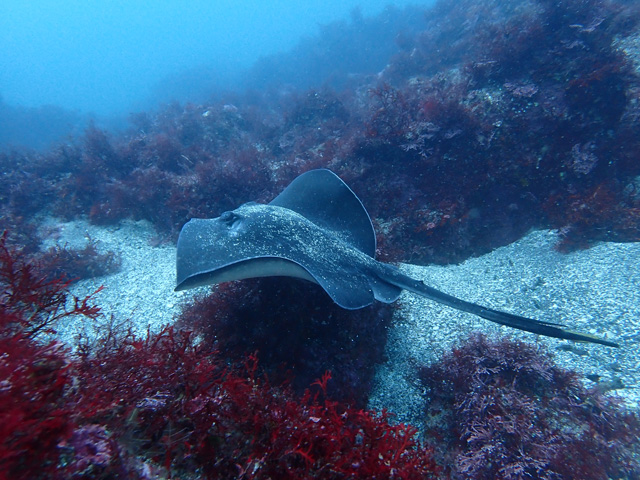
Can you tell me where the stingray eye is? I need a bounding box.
[220,211,236,224]
[220,211,244,233]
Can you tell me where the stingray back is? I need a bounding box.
[176,203,395,309]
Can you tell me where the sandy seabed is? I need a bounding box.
[40,217,640,429]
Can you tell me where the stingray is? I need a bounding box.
[176,169,618,347]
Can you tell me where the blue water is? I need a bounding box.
[0,1,429,116]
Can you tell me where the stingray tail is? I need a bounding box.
[381,269,618,347]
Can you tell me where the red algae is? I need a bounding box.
[74,329,441,479]
[176,277,395,408]
[0,231,442,479]
[419,334,640,479]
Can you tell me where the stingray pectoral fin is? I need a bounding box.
[378,267,619,347]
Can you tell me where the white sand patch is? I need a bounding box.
[38,217,198,346]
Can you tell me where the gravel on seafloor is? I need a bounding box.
[39,218,640,430]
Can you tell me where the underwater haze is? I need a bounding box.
[0,0,428,117]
